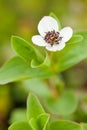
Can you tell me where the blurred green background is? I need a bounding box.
[1,0,87,130]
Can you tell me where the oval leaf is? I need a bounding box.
[45,91,78,115]
[9,121,32,130]
[27,93,45,121]
[23,78,51,98]
[49,120,80,130]
[9,109,26,124]
[12,36,36,64]
[29,114,50,130]
[0,57,53,85]
[12,36,50,68]
[67,34,83,44]
[55,32,87,72]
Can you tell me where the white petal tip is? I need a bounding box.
[32,35,46,46]
[60,27,73,42]
[38,16,58,36]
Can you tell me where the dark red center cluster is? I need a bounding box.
[44,30,62,46]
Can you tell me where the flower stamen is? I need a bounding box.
[44,30,62,46]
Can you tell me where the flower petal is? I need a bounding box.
[46,42,65,52]
[56,42,65,50]
[38,16,59,37]
[32,35,47,46]
[60,27,73,42]
[46,45,58,52]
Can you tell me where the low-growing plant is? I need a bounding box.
[0,13,87,130]
[9,93,87,130]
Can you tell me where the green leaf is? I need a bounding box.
[12,36,50,68]
[67,34,83,44]
[49,120,80,130]
[8,121,32,130]
[27,93,45,121]
[23,78,51,98]
[50,12,61,29]
[9,109,26,124]
[29,118,38,130]
[36,114,50,130]
[29,114,50,130]
[45,91,78,115]
[11,36,36,64]
[31,51,50,68]
[56,32,87,72]
[0,57,53,85]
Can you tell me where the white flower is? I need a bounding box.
[32,16,73,52]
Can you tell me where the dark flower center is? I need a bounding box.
[44,30,62,46]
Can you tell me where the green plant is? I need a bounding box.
[9,93,87,130]
[0,13,87,130]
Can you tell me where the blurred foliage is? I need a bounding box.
[0,0,87,130]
